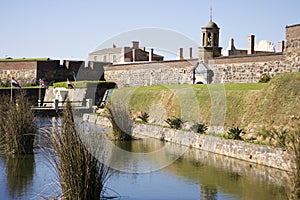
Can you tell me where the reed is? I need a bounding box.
[49,100,110,200]
[0,94,35,155]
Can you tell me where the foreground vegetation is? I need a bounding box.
[0,94,36,155]
[45,100,110,199]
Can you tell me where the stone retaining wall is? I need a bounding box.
[85,114,296,172]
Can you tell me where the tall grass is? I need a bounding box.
[48,100,110,199]
[0,94,35,155]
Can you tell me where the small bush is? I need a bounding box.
[138,112,149,123]
[192,122,208,134]
[258,128,289,148]
[258,74,271,83]
[227,126,245,140]
[165,117,183,130]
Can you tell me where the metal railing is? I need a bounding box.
[33,99,94,111]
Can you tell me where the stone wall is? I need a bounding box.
[0,61,37,85]
[84,114,296,172]
[132,123,295,172]
[104,51,300,85]
[0,60,85,85]
[212,53,298,83]
[213,24,300,83]
[104,60,197,87]
[102,24,300,86]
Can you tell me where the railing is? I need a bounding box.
[33,99,94,111]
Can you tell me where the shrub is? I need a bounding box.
[258,128,289,148]
[138,112,149,123]
[192,122,208,134]
[258,74,271,83]
[227,126,245,140]
[165,117,183,130]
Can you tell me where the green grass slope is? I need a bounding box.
[119,72,300,134]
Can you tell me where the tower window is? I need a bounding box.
[207,32,212,46]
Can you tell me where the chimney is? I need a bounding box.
[189,48,193,59]
[248,35,255,54]
[178,48,183,60]
[278,40,285,52]
[132,41,139,49]
[132,49,136,62]
[230,38,235,49]
[149,48,153,62]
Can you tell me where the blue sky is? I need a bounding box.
[0,0,299,60]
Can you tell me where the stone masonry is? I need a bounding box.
[84,114,296,172]
[103,24,300,87]
[104,60,197,87]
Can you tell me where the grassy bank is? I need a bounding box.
[117,72,300,135]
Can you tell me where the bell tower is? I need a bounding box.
[199,11,222,62]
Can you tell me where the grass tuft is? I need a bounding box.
[47,100,110,199]
[0,94,35,155]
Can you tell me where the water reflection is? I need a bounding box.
[111,138,290,200]
[200,185,217,200]
[0,118,295,200]
[169,148,290,200]
[6,154,34,199]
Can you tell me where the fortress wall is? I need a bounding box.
[104,51,299,86]
[286,24,300,44]
[37,60,83,83]
[212,53,299,83]
[0,60,84,85]
[212,57,299,83]
[212,24,300,83]
[103,24,300,86]
[0,61,37,84]
[104,60,196,87]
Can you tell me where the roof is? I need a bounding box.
[203,21,219,29]
[104,59,198,71]
[89,47,123,55]
[0,57,50,62]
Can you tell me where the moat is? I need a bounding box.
[0,118,290,200]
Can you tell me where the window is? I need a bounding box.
[94,56,97,61]
[113,55,117,62]
[103,55,107,62]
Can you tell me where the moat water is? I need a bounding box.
[0,119,292,199]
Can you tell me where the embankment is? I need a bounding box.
[83,114,295,172]
[127,72,300,135]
